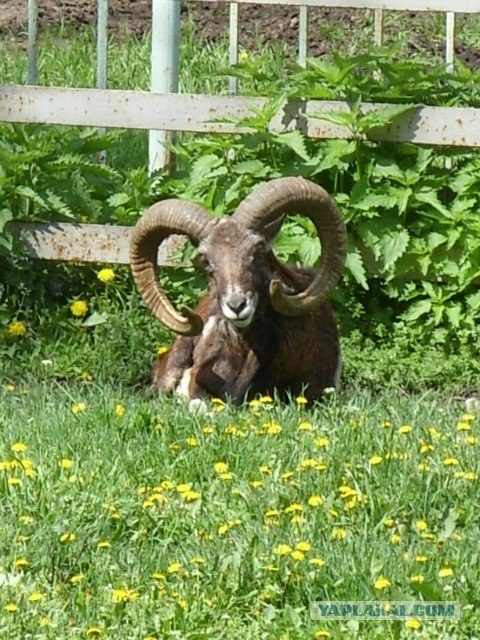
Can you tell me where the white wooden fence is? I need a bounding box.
[2,0,480,265]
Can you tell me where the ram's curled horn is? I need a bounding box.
[129,200,213,336]
[232,177,347,316]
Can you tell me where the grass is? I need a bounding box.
[1,380,479,639]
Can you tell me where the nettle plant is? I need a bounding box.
[155,51,480,343]
[1,50,479,346]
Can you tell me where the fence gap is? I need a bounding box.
[229,3,239,93]
[149,0,181,173]
[27,0,38,84]
[298,6,308,67]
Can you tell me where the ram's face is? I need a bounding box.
[196,219,269,328]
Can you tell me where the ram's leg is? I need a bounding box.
[149,337,195,395]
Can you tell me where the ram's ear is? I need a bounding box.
[263,215,285,248]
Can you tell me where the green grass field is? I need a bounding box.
[2,381,479,639]
[1,13,480,640]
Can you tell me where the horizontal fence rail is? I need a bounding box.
[6,222,186,265]
[2,85,480,147]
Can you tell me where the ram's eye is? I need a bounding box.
[196,252,212,272]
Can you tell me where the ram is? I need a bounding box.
[130,177,347,405]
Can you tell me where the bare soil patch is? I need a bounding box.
[1,0,479,66]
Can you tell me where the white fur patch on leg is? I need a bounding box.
[176,368,194,398]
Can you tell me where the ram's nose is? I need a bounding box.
[226,293,248,315]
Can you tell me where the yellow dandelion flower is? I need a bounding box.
[290,550,305,561]
[331,527,347,541]
[428,427,442,439]
[273,544,292,556]
[185,436,198,447]
[260,395,273,403]
[443,457,459,466]
[70,574,85,584]
[157,345,169,355]
[5,603,19,613]
[315,631,331,639]
[167,562,182,574]
[415,555,428,563]
[190,556,205,565]
[298,421,313,431]
[86,627,103,637]
[97,268,115,283]
[315,436,329,447]
[374,576,391,590]
[115,404,126,417]
[284,503,303,514]
[70,300,88,317]
[14,558,29,569]
[214,462,229,474]
[438,566,454,578]
[369,455,383,465]
[60,458,73,469]
[111,588,139,603]
[295,541,311,552]
[420,531,436,541]
[11,442,27,453]
[399,425,412,434]
[98,541,111,549]
[405,619,421,630]
[28,592,43,602]
[466,435,477,445]
[71,402,86,415]
[264,421,282,435]
[383,518,395,528]
[7,320,27,337]
[338,485,357,499]
[418,462,430,472]
[415,519,428,532]
[4,383,15,392]
[176,483,192,494]
[182,489,201,502]
[59,532,76,543]
[457,421,471,431]
[250,479,263,489]
[19,514,34,524]
[410,575,424,583]
[295,395,308,405]
[390,533,401,544]
[420,443,434,454]
[152,572,166,581]
[259,465,273,475]
[308,495,324,507]
[310,557,325,567]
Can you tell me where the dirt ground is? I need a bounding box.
[0,0,479,66]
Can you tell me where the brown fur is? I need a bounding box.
[150,249,340,405]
